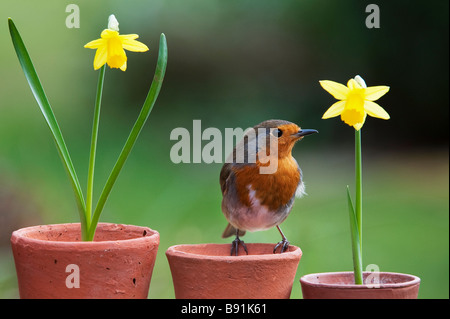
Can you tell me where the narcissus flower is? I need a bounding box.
[320,75,390,130]
[84,15,149,71]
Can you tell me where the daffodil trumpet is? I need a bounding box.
[320,75,390,284]
[8,16,168,241]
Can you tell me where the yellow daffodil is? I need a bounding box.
[320,75,390,130]
[84,15,149,71]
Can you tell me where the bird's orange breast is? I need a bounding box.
[232,156,300,212]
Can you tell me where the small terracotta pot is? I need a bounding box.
[166,243,302,299]
[300,271,420,299]
[11,223,159,299]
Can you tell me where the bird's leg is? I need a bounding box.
[273,225,290,253]
[230,229,248,256]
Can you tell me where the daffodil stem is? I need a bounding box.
[86,65,106,235]
[355,129,362,254]
[354,129,363,284]
[347,186,363,285]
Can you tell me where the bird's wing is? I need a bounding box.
[220,164,247,238]
[219,163,233,194]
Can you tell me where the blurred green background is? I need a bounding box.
[0,0,448,299]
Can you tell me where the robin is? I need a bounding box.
[220,119,318,255]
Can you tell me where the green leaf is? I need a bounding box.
[87,33,169,240]
[347,186,363,284]
[8,18,88,239]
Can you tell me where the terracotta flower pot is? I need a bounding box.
[300,271,420,299]
[166,243,302,299]
[11,222,159,299]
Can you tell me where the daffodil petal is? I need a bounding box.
[121,37,149,52]
[364,101,390,119]
[120,34,139,41]
[319,80,349,100]
[353,113,367,131]
[93,46,107,70]
[322,100,346,119]
[101,29,119,39]
[84,38,104,49]
[347,78,361,89]
[364,86,390,101]
[120,61,127,71]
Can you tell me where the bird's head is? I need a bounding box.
[253,119,318,158]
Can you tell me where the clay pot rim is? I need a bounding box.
[166,243,302,261]
[300,271,421,289]
[11,222,159,248]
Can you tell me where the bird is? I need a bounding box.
[220,119,318,255]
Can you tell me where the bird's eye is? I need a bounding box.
[273,128,283,138]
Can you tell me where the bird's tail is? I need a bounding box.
[222,223,246,238]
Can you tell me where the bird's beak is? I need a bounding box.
[293,129,318,138]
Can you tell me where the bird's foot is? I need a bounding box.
[273,238,290,254]
[231,237,248,256]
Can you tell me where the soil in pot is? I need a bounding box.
[11,223,160,299]
[166,243,302,299]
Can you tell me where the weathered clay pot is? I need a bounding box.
[11,223,159,299]
[300,271,420,299]
[166,243,302,299]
